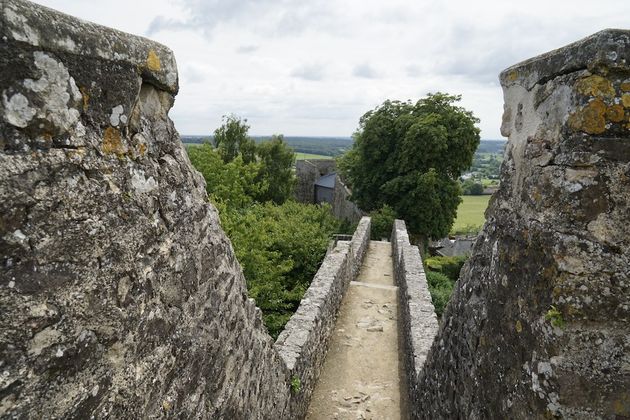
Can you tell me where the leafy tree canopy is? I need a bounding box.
[256,134,296,204]
[213,114,257,164]
[187,116,335,338]
[339,93,480,239]
[191,115,296,205]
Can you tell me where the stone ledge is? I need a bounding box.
[1,0,178,93]
[500,29,630,90]
[274,216,371,418]
[391,219,439,420]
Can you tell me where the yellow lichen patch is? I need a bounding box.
[79,86,89,111]
[568,98,607,134]
[137,143,147,156]
[102,127,126,155]
[575,75,615,98]
[622,94,630,108]
[146,50,161,71]
[621,82,630,92]
[606,104,625,122]
[507,70,518,81]
[515,320,523,333]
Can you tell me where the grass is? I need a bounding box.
[184,144,332,161]
[451,195,491,235]
[295,152,331,160]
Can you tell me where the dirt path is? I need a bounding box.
[306,241,407,420]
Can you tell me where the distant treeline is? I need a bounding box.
[181,135,505,157]
[182,135,353,157]
[476,139,506,154]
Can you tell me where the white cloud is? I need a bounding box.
[352,63,380,79]
[30,0,630,139]
[291,63,326,81]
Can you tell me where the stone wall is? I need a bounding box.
[294,159,336,203]
[332,176,364,223]
[295,159,364,223]
[275,216,370,418]
[0,2,371,418]
[391,220,439,419]
[416,29,630,419]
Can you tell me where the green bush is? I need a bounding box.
[188,133,338,339]
[369,204,396,240]
[218,201,339,339]
[424,255,467,317]
[424,255,466,282]
[426,271,454,317]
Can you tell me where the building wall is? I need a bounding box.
[294,159,336,203]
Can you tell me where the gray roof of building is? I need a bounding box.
[314,173,336,189]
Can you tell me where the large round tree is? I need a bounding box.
[339,93,480,239]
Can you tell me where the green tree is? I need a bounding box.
[255,134,296,204]
[339,93,480,239]
[187,143,266,208]
[218,201,339,338]
[213,114,257,163]
[461,179,484,195]
[187,121,338,338]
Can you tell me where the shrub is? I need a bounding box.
[424,255,466,282]
[218,201,339,338]
[369,204,396,240]
[426,271,454,317]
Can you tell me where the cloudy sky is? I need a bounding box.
[32,0,630,138]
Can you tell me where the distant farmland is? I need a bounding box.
[295,152,331,160]
[451,195,492,235]
[181,135,352,157]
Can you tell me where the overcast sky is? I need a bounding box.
[31,0,630,138]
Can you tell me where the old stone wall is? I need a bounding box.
[0,1,355,418]
[294,159,336,203]
[391,220,439,420]
[416,29,630,419]
[275,217,370,418]
[332,176,364,223]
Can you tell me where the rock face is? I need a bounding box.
[417,30,630,419]
[0,1,292,418]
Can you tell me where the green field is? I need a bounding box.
[451,195,491,235]
[295,152,332,160]
[184,146,331,162]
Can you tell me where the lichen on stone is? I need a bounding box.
[146,50,161,71]
[102,127,125,155]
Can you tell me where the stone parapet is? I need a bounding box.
[417,29,630,419]
[275,216,371,418]
[391,220,439,420]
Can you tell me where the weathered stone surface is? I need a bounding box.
[332,176,364,224]
[276,217,370,419]
[417,29,630,419]
[391,220,438,419]
[1,1,294,418]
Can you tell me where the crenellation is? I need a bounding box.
[416,28,630,419]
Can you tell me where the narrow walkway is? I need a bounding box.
[306,241,406,420]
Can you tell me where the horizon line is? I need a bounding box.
[180,134,508,141]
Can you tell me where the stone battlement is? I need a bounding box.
[1,1,373,417]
